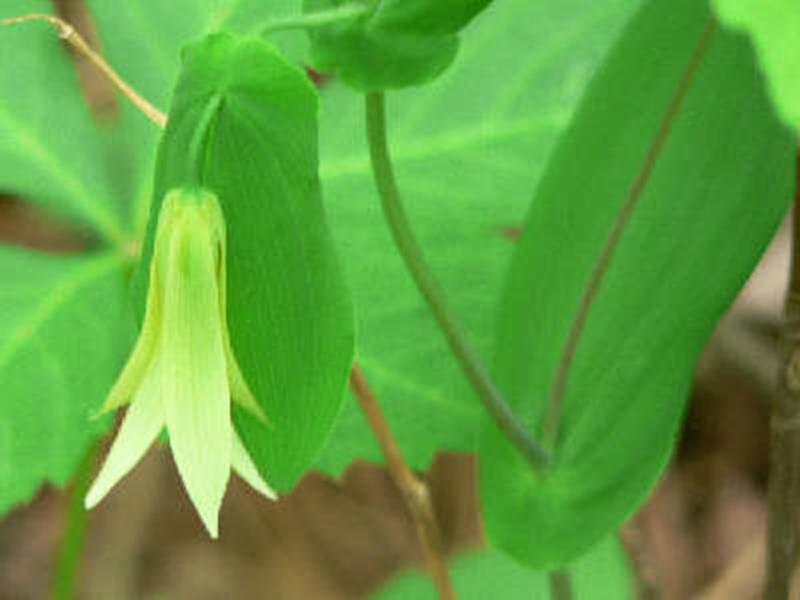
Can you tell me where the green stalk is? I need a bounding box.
[364,91,550,470]
[51,443,97,600]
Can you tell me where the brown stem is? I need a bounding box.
[0,13,167,128]
[350,365,458,600]
[765,149,800,600]
[548,569,574,600]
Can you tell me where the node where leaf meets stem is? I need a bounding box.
[258,3,369,35]
[0,13,167,128]
[765,150,800,600]
[350,366,457,600]
[364,90,551,472]
[541,17,717,449]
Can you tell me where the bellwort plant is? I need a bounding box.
[2,1,799,599]
[85,188,275,537]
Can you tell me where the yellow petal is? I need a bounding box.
[232,429,277,500]
[85,354,164,508]
[96,246,162,416]
[159,190,231,538]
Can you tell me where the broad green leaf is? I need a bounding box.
[137,33,354,492]
[482,0,794,569]
[373,537,632,600]
[712,0,800,130]
[303,0,490,90]
[314,0,643,475]
[0,248,130,514]
[0,0,125,243]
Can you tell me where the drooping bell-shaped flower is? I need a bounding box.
[85,187,275,537]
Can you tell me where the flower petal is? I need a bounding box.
[213,196,270,428]
[227,349,270,425]
[232,430,277,500]
[85,356,164,509]
[96,256,162,416]
[160,198,231,538]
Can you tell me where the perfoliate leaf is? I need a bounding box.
[482,0,794,569]
[138,33,354,492]
[0,248,130,514]
[314,0,643,476]
[712,0,800,130]
[373,537,632,600]
[303,0,491,90]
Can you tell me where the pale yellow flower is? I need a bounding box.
[85,188,275,537]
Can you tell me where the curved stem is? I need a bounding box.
[364,91,550,470]
[541,17,717,447]
[51,442,98,600]
[350,365,458,600]
[258,3,369,35]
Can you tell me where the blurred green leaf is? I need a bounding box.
[0,248,130,514]
[303,0,490,90]
[712,0,800,129]
[482,0,794,569]
[372,537,631,600]
[314,0,643,474]
[0,1,125,243]
[139,33,354,492]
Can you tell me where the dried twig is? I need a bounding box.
[765,150,800,599]
[350,365,458,600]
[0,13,166,128]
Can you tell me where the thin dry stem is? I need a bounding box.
[350,365,458,600]
[765,150,800,600]
[0,13,167,128]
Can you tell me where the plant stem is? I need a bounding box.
[0,14,166,129]
[541,17,717,448]
[258,3,369,35]
[765,149,800,600]
[364,91,551,470]
[350,365,458,600]
[51,442,98,600]
[548,570,574,600]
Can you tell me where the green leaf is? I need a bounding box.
[372,537,632,600]
[303,0,491,90]
[482,0,794,569]
[138,33,354,492]
[712,0,800,129]
[0,247,130,514]
[314,0,643,475]
[0,1,126,243]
